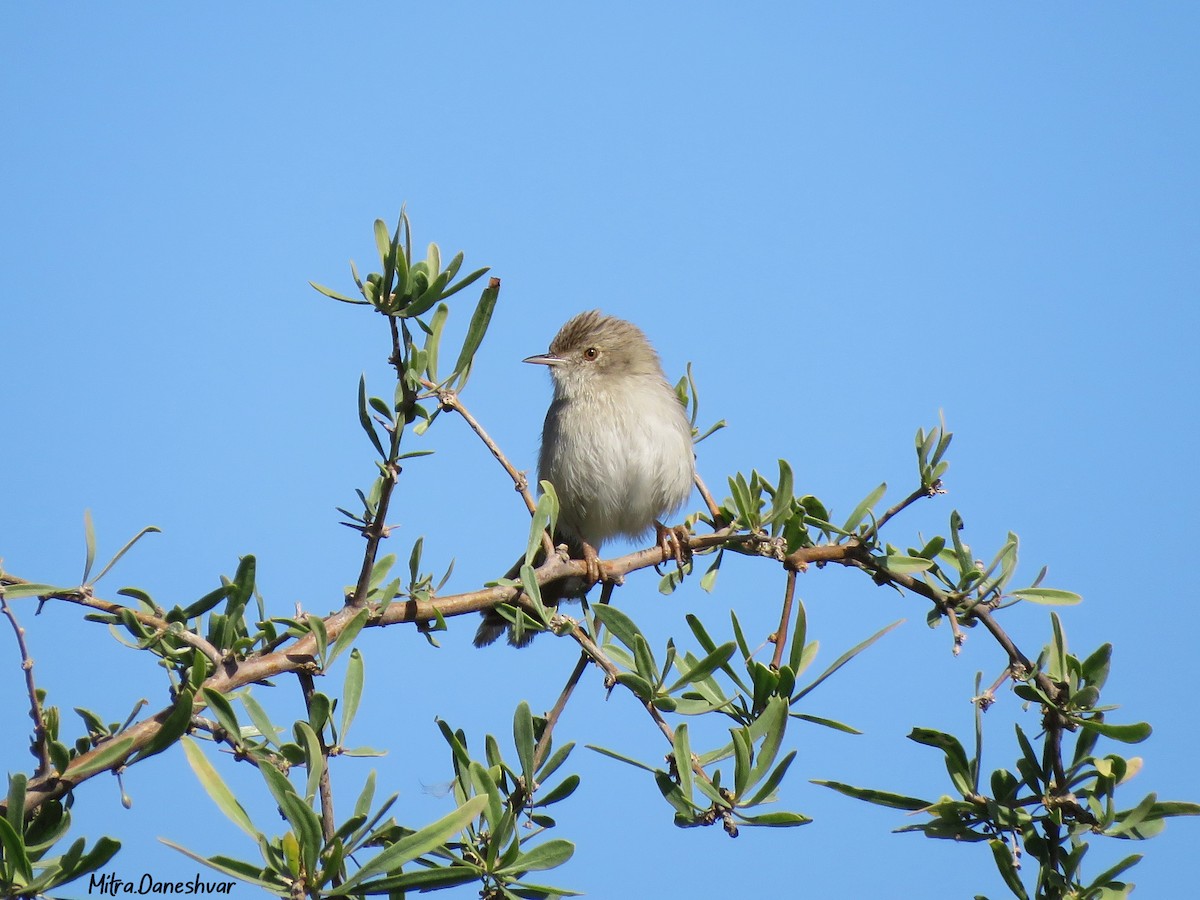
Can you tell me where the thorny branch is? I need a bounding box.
[0,324,1080,850]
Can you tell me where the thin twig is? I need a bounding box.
[421,379,556,559]
[1,595,53,778]
[769,569,797,671]
[532,653,590,774]
[37,583,225,667]
[189,716,264,768]
[297,671,338,854]
[694,472,725,526]
[861,483,939,543]
[569,622,715,788]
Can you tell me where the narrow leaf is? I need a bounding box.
[180,737,257,838]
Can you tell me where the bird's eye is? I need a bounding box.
[583,347,599,360]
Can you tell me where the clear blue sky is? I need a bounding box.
[2,4,1197,897]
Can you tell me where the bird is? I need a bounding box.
[474,310,696,647]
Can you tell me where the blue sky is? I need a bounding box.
[2,3,1197,897]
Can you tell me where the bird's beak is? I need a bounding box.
[523,353,562,366]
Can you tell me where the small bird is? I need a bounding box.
[475,310,696,647]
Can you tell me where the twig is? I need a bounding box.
[532,653,590,774]
[527,580,619,770]
[189,716,263,767]
[348,460,399,608]
[861,483,939,543]
[1,575,224,667]
[67,589,224,667]
[421,379,556,559]
[694,472,725,526]
[769,569,797,671]
[569,622,718,793]
[297,671,337,852]
[1,595,53,778]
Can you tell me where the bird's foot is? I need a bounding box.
[581,541,609,586]
[656,521,692,570]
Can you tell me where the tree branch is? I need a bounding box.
[422,379,556,560]
[298,670,338,854]
[0,594,53,778]
[769,569,797,671]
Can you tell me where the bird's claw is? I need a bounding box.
[656,522,692,570]
[582,541,608,586]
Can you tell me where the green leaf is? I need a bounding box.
[514,701,535,787]
[672,724,694,804]
[240,692,280,746]
[328,608,369,669]
[733,810,812,827]
[180,737,257,838]
[1086,853,1143,890]
[0,583,59,599]
[340,649,364,743]
[792,619,902,702]
[787,597,808,673]
[536,741,575,783]
[614,671,653,700]
[745,750,797,807]
[1010,587,1082,605]
[534,773,580,807]
[767,459,794,527]
[732,727,752,798]
[665,642,736,695]
[498,838,575,875]
[632,633,658,684]
[424,303,450,380]
[791,712,861,734]
[813,779,931,810]
[842,482,886,533]
[591,604,644,653]
[62,835,121,881]
[883,555,935,575]
[82,509,97,584]
[988,838,1029,899]
[1075,718,1152,744]
[357,375,386,459]
[699,550,723,593]
[201,688,242,748]
[908,728,974,797]
[309,280,367,304]
[747,698,789,794]
[469,761,504,831]
[181,585,230,620]
[949,510,971,575]
[159,840,289,892]
[91,525,162,585]
[519,563,548,627]
[1081,642,1113,691]
[129,689,194,762]
[258,763,321,875]
[332,795,488,894]
[309,615,329,670]
[0,816,32,883]
[294,721,325,803]
[372,218,390,266]
[69,735,135,779]
[451,277,499,390]
[586,744,657,773]
[5,774,26,834]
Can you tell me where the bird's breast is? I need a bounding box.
[540,378,694,546]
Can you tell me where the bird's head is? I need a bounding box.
[524,310,665,398]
